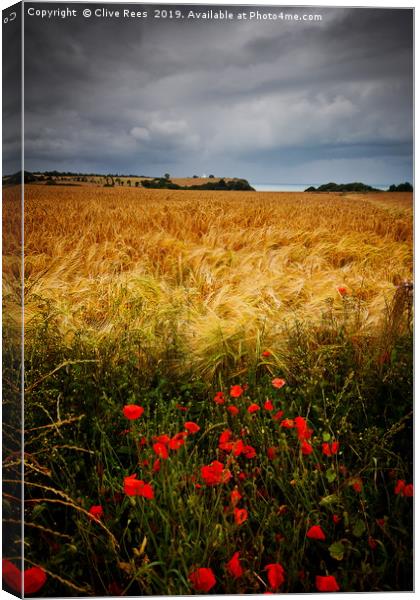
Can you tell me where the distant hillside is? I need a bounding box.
[14,171,256,191]
[305,182,380,192]
[3,171,37,185]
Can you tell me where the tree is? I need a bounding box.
[164,173,170,180]
[389,182,413,192]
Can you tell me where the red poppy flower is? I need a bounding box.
[243,444,256,459]
[176,404,188,412]
[168,432,187,451]
[188,567,216,593]
[219,429,232,443]
[352,478,363,493]
[230,489,242,506]
[280,418,294,429]
[230,385,244,398]
[153,442,169,459]
[264,400,274,411]
[262,350,271,357]
[123,475,154,499]
[272,378,286,389]
[219,429,234,452]
[230,439,244,456]
[233,507,248,525]
[26,567,48,595]
[332,514,341,525]
[152,459,161,472]
[306,525,326,541]
[300,440,313,455]
[184,421,200,434]
[201,461,232,486]
[394,479,405,495]
[267,446,277,460]
[247,403,260,414]
[226,552,243,578]
[214,391,225,405]
[315,575,340,592]
[153,434,170,445]
[88,505,104,521]
[139,436,148,447]
[295,416,313,441]
[404,483,414,497]
[265,563,285,591]
[227,405,239,416]
[2,560,21,594]
[2,560,47,595]
[337,286,347,297]
[395,480,413,497]
[376,518,385,527]
[122,405,144,420]
[322,441,339,456]
[273,410,284,421]
[368,536,378,550]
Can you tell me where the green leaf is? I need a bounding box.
[326,467,336,483]
[2,499,12,518]
[31,503,47,518]
[352,519,366,537]
[320,494,340,507]
[329,541,345,561]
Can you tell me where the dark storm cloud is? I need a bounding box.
[21,3,413,183]
[3,2,22,174]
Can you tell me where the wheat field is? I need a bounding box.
[2,184,414,596]
[3,185,413,377]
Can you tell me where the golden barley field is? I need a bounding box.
[3,185,413,377]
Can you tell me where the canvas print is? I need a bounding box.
[2,2,413,596]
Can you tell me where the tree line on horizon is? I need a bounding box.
[305,182,413,193]
[2,172,413,193]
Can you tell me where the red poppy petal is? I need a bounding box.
[2,560,22,593]
[24,567,47,595]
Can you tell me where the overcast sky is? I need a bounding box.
[14,3,414,184]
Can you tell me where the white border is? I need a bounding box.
[0,2,415,600]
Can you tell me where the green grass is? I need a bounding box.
[2,288,413,595]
